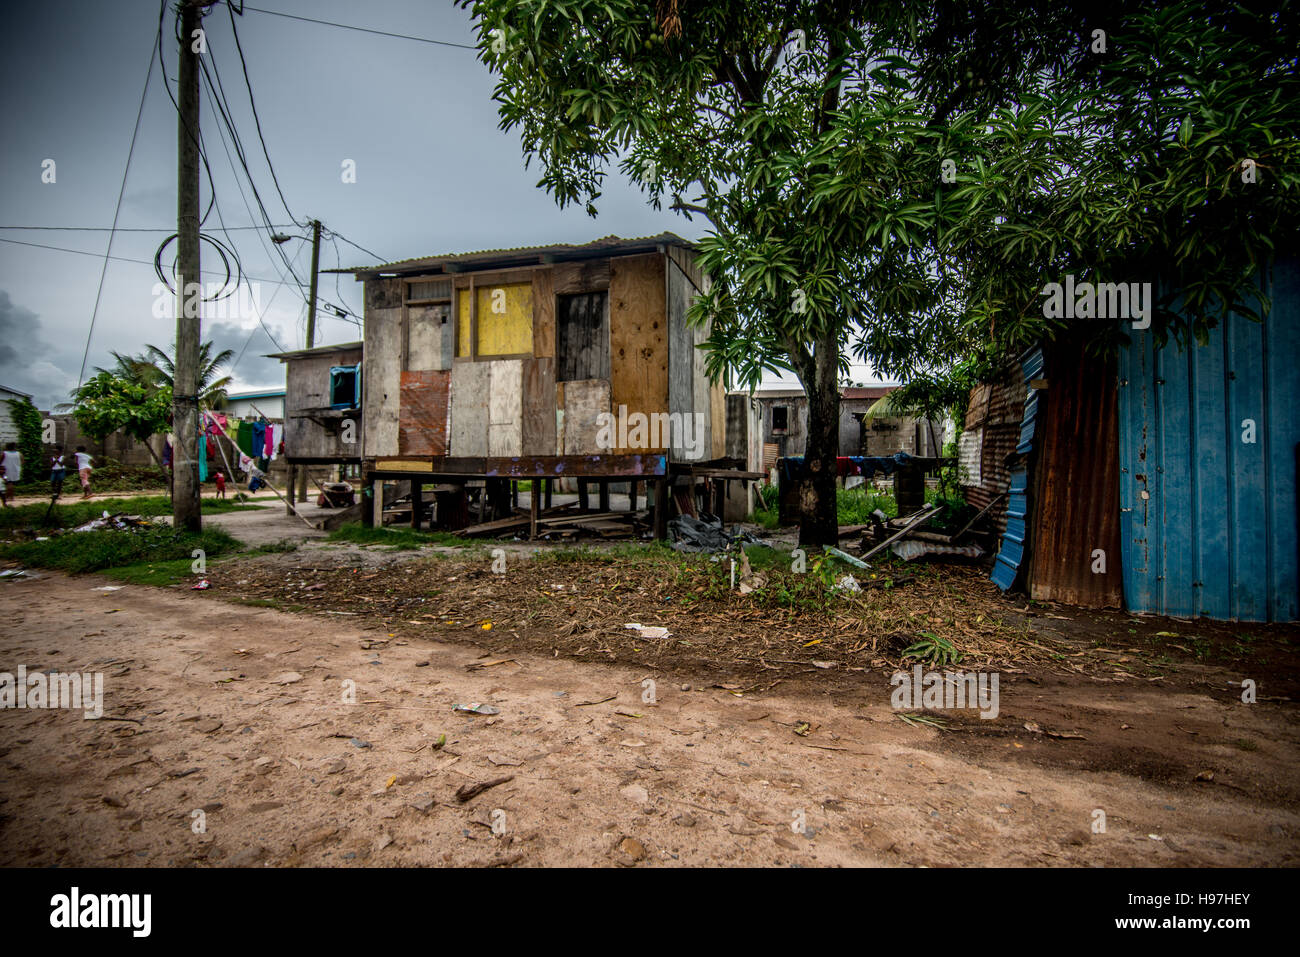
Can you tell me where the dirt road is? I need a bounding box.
[1,571,1296,867]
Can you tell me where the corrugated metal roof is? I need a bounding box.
[267,341,363,361]
[331,233,696,277]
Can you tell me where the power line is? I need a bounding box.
[77,19,158,393]
[323,226,386,264]
[0,236,323,290]
[239,4,476,50]
[0,224,296,232]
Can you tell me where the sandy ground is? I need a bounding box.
[1,568,1297,867]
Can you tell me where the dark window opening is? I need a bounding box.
[330,365,360,409]
[771,406,789,433]
[556,291,609,382]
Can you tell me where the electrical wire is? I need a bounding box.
[237,4,476,50]
[76,19,158,393]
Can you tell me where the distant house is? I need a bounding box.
[270,341,365,495]
[726,384,946,478]
[221,389,286,419]
[0,385,32,446]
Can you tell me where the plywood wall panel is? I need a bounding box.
[609,253,668,452]
[559,379,610,455]
[533,269,555,359]
[407,303,452,371]
[450,361,490,456]
[521,356,557,456]
[487,359,523,456]
[363,302,402,458]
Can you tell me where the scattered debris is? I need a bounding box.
[667,514,767,553]
[453,702,500,716]
[455,775,514,803]
[624,623,671,639]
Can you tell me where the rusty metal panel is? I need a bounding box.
[397,370,450,457]
[1026,344,1124,607]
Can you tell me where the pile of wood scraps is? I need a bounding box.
[459,502,651,541]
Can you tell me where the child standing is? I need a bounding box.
[0,442,20,507]
[214,470,226,498]
[74,446,93,499]
[49,447,66,497]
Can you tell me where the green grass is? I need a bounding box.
[0,525,241,575]
[0,494,263,531]
[99,557,199,587]
[837,486,898,524]
[326,522,480,550]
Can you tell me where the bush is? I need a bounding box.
[1,525,240,574]
[836,486,897,524]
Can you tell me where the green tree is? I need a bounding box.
[5,396,45,483]
[463,0,1299,544]
[71,372,173,476]
[142,342,234,408]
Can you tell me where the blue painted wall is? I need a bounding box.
[1117,260,1300,621]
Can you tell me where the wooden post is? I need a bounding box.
[629,480,638,511]
[578,479,590,512]
[362,476,376,527]
[654,477,669,540]
[285,464,296,515]
[544,478,552,509]
[411,482,422,529]
[171,0,205,534]
[299,219,322,505]
[598,479,610,512]
[529,480,540,540]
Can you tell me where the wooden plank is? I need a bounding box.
[406,303,453,371]
[609,253,668,452]
[450,362,490,456]
[552,258,611,295]
[488,359,523,457]
[560,378,610,455]
[521,356,557,456]
[532,268,555,359]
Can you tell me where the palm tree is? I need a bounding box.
[142,341,235,408]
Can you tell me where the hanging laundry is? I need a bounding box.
[264,422,275,458]
[251,420,267,458]
[199,434,208,482]
[163,440,172,467]
[237,421,254,457]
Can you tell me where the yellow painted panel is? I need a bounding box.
[476,283,533,356]
[456,289,472,357]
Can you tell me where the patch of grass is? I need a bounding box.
[0,494,260,531]
[837,486,897,524]
[0,525,241,574]
[748,507,781,529]
[326,522,479,551]
[100,557,198,587]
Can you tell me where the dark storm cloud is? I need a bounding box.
[0,289,75,408]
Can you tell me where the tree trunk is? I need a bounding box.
[795,328,841,547]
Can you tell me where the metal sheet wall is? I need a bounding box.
[1117,259,1300,621]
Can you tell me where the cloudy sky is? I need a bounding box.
[1,0,863,408]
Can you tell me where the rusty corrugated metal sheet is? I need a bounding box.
[397,370,450,456]
[1026,343,1124,607]
[961,372,1024,536]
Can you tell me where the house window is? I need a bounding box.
[456,283,534,358]
[330,365,360,409]
[771,406,789,433]
[556,291,609,381]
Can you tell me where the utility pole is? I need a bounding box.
[298,218,322,503]
[173,0,209,533]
